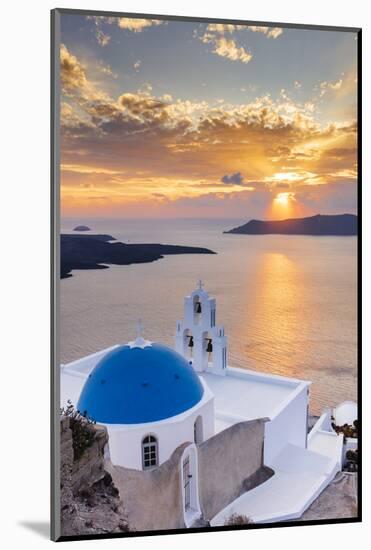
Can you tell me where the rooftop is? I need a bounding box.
[61,347,310,428]
[72,342,205,424]
[200,366,309,431]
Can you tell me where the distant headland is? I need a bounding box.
[73,225,91,232]
[61,234,216,279]
[224,214,357,236]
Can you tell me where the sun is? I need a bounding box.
[270,192,298,219]
[274,192,291,206]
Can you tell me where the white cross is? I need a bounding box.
[197,279,204,290]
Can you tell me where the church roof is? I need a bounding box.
[77,343,204,424]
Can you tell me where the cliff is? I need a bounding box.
[61,234,216,279]
[60,415,129,538]
[225,214,357,236]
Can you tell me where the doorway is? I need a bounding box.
[181,444,202,527]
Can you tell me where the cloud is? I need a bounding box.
[96,29,110,46]
[198,22,282,63]
[328,79,343,90]
[267,27,283,39]
[61,164,123,175]
[274,182,291,189]
[62,82,356,183]
[133,60,141,72]
[116,18,164,32]
[275,190,296,202]
[206,23,240,33]
[319,79,343,97]
[294,182,357,214]
[119,92,168,117]
[138,82,153,95]
[213,37,252,63]
[60,44,111,105]
[100,63,117,79]
[221,172,244,184]
[87,16,166,46]
[88,16,111,46]
[201,31,252,63]
[59,48,357,218]
[60,44,87,91]
[205,23,283,39]
[247,26,283,38]
[60,102,97,134]
[88,15,165,34]
[61,102,73,119]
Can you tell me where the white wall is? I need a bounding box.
[61,348,215,470]
[106,393,214,469]
[264,384,309,465]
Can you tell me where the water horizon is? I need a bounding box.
[60,217,357,415]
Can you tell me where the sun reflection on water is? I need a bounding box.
[241,251,309,380]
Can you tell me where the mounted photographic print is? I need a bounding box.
[51,8,361,541]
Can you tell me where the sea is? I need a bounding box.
[60,217,358,415]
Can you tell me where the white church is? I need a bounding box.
[61,282,352,526]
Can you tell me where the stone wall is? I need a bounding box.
[198,419,269,520]
[107,418,269,530]
[107,442,189,532]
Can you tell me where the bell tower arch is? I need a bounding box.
[175,281,227,376]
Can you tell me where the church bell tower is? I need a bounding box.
[175,281,227,376]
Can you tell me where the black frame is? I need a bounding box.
[51,8,362,542]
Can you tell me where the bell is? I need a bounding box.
[188,335,194,347]
[195,301,202,314]
[206,339,213,353]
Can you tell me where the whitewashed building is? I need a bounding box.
[61,282,347,525]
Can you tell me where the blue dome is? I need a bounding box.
[77,343,204,424]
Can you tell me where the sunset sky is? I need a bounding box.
[60,13,358,219]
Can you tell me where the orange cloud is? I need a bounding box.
[60,44,87,91]
[60,49,357,218]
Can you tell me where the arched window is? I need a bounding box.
[193,294,202,325]
[142,435,158,470]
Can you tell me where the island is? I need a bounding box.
[61,234,216,279]
[224,214,357,236]
[73,225,91,232]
